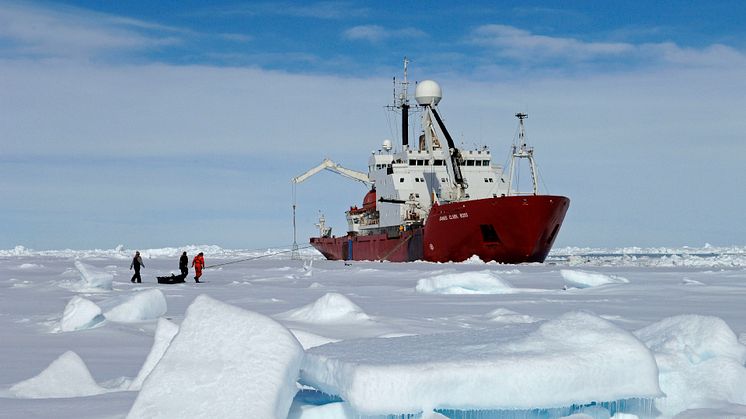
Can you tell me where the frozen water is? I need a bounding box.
[279,292,372,323]
[560,270,629,288]
[101,288,167,323]
[127,295,304,419]
[128,318,179,391]
[301,311,661,415]
[415,270,518,294]
[59,296,105,332]
[74,260,114,290]
[9,351,106,399]
[635,315,746,416]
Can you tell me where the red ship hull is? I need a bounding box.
[310,195,569,263]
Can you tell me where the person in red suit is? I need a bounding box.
[191,252,205,283]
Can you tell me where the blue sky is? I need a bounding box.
[1,1,745,250]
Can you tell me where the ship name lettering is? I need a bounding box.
[459,212,469,218]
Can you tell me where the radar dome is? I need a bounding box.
[382,139,392,151]
[415,80,442,106]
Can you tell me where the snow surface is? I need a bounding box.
[301,311,662,415]
[278,292,371,323]
[59,296,105,332]
[9,351,107,399]
[127,295,304,419]
[2,245,746,418]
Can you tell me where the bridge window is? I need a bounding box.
[400,177,404,183]
[483,160,490,166]
[475,160,482,166]
[466,160,474,166]
[489,178,494,182]
[434,160,444,166]
[409,159,416,165]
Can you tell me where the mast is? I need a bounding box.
[400,57,410,149]
[507,112,539,196]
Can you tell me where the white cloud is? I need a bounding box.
[343,25,426,43]
[0,2,179,59]
[469,24,746,69]
[470,24,634,61]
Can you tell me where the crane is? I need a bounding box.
[291,158,371,186]
[290,159,371,259]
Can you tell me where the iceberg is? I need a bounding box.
[302,312,662,416]
[74,260,114,290]
[127,295,304,419]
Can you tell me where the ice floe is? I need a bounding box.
[416,270,517,294]
[101,289,167,323]
[635,315,746,416]
[129,318,179,391]
[74,260,114,290]
[560,270,629,288]
[301,311,662,416]
[127,295,304,419]
[278,292,371,323]
[59,296,105,332]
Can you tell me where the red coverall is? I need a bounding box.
[192,253,205,282]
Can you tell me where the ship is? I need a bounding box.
[293,60,569,263]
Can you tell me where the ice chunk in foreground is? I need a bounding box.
[59,296,105,332]
[127,294,304,419]
[102,288,167,323]
[560,270,629,288]
[9,351,106,398]
[416,270,514,294]
[302,312,661,415]
[74,260,113,290]
[635,315,746,416]
[279,292,371,323]
[128,318,179,390]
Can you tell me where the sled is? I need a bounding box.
[157,273,187,284]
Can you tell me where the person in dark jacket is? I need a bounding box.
[130,251,144,283]
[179,252,189,277]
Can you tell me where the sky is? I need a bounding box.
[1,0,745,250]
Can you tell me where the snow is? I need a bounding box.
[2,245,746,418]
[301,311,662,415]
[127,294,304,419]
[416,270,518,294]
[9,351,106,399]
[560,270,629,288]
[59,296,105,332]
[101,289,167,323]
[74,260,114,290]
[128,318,179,391]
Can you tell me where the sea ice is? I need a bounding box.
[560,270,629,288]
[128,318,179,390]
[416,270,516,294]
[74,260,114,290]
[59,296,105,332]
[278,292,371,323]
[127,295,304,419]
[301,311,661,416]
[635,315,746,416]
[9,351,106,399]
[101,288,167,323]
